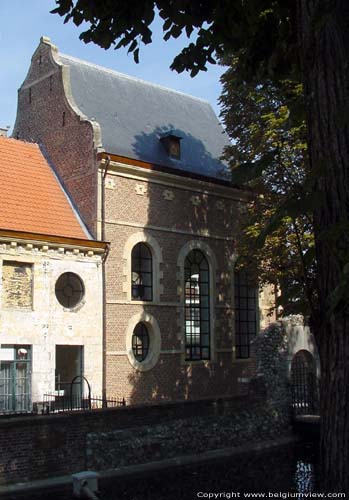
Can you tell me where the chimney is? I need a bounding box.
[0,126,10,137]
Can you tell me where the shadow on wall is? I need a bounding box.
[127,360,218,404]
[132,124,229,182]
[124,126,240,405]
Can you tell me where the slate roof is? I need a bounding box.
[59,53,231,180]
[0,137,90,239]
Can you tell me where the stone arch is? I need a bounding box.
[125,312,161,372]
[291,349,319,415]
[122,231,163,302]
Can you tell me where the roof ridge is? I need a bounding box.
[0,136,39,148]
[59,52,211,106]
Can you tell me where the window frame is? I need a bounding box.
[184,249,211,361]
[131,242,153,302]
[131,323,150,362]
[234,269,258,359]
[125,313,161,372]
[55,272,85,309]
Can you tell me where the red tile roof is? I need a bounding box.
[0,137,89,239]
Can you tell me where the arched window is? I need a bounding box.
[184,249,210,361]
[132,323,150,362]
[131,243,152,301]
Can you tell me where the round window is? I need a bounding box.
[55,272,84,308]
[132,323,149,362]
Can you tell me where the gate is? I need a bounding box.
[291,350,319,415]
[51,374,91,411]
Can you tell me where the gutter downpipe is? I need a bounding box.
[101,155,111,406]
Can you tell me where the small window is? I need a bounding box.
[160,133,182,159]
[132,323,149,362]
[131,243,153,301]
[234,270,257,358]
[55,272,84,308]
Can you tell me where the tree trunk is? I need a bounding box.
[297,0,349,492]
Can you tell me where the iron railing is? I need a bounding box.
[40,393,126,414]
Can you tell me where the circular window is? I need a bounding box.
[132,323,149,362]
[55,272,84,308]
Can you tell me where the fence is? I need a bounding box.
[40,393,126,414]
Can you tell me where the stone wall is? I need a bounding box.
[0,238,104,401]
[2,261,33,309]
[0,394,291,486]
[250,322,291,418]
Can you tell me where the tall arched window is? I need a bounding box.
[184,249,210,361]
[131,243,153,301]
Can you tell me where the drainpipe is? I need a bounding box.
[101,155,111,405]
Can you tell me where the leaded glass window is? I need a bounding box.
[234,270,257,358]
[132,323,149,362]
[131,243,153,301]
[184,250,210,361]
[55,272,84,308]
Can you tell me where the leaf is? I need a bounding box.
[133,48,139,64]
[127,39,138,54]
[163,18,172,31]
[230,152,275,185]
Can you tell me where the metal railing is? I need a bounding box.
[40,393,126,414]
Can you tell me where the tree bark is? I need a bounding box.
[297,0,349,492]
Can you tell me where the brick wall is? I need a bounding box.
[12,40,98,236]
[0,394,275,485]
[104,171,250,404]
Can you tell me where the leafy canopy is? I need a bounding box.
[52,0,297,79]
[219,58,316,317]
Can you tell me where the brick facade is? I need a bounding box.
[13,37,255,405]
[13,40,100,236]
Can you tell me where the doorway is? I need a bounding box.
[55,345,83,400]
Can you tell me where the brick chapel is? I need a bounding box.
[13,36,259,405]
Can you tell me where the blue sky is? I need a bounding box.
[0,1,226,133]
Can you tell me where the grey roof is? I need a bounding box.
[59,54,231,181]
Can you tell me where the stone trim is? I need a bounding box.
[0,241,103,262]
[103,218,234,242]
[176,240,217,364]
[125,312,161,372]
[107,300,179,307]
[99,160,250,202]
[107,349,182,356]
[122,231,163,302]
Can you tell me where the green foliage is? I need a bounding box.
[219,60,317,317]
[51,0,298,79]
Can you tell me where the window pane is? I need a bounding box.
[142,287,153,300]
[184,250,210,361]
[131,244,153,302]
[132,323,149,361]
[234,269,258,358]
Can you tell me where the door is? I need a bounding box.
[55,345,83,408]
[0,345,31,413]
